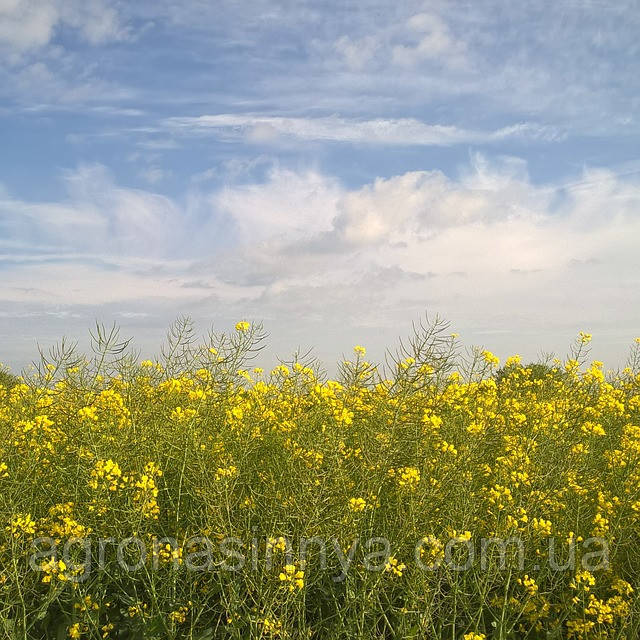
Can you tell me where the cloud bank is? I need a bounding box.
[1,155,639,368]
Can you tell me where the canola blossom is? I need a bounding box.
[1,318,640,638]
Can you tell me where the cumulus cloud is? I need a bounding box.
[207,155,640,286]
[191,156,640,363]
[2,156,640,367]
[211,167,341,242]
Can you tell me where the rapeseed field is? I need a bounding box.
[2,318,640,639]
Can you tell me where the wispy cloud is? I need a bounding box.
[164,114,563,146]
[0,164,181,259]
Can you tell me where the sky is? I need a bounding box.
[1,0,639,371]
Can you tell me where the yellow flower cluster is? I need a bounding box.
[8,512,36,537]
[260,616,284,636]
[89,459,125,491]
[384,555,406,577]
[348,497,367,512]
[133,462,163,519]
[278,563,304,591]
[390,466,421,491]
[168,602,191,624]
[267,536,288,553]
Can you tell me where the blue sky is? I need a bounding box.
[1,0,639,369]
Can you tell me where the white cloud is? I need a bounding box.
[334,35,379,71]
[0,0,57,52]
[0,0,126,54]
[392,12,467,69]
[62,0,125,45]
[211,167,341,242]
[220,157,632,276]
[164,114,561,146]
[194,157,640,363]
[330,10,469,73]
[0,1,131,105]
[139,166,171,185]
[3,156,640,367]
[0,262,196,305]
[0,164,180,258]
[320,3,640,133]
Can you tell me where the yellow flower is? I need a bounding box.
[40,559,68,583]
[235,321,250,332]
[77,406,98,421]
[518,574,539,597]
[570,570,596,591]
[349,497,367,512]
[260,617,284,635]
[581,421,606,436]
[128,603,148,617]
[8,513,36,537]
[278,563,305,591]
[611,578,633,596]
[170,406,197,422]
[451,530,472,542]
[7,318,640,635]
[481,350,500,367]
[396,466,420,490]
[384,555,406,577]
[89,459,123,491]
[168,604,190,624]
[267,536,287,553]
[531,518,552,536]
[214,465,238,481]
[419,536,444,566]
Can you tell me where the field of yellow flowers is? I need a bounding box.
[2,317,640,639]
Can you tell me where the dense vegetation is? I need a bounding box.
[0,367,18,391]
[1,318,640,639]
